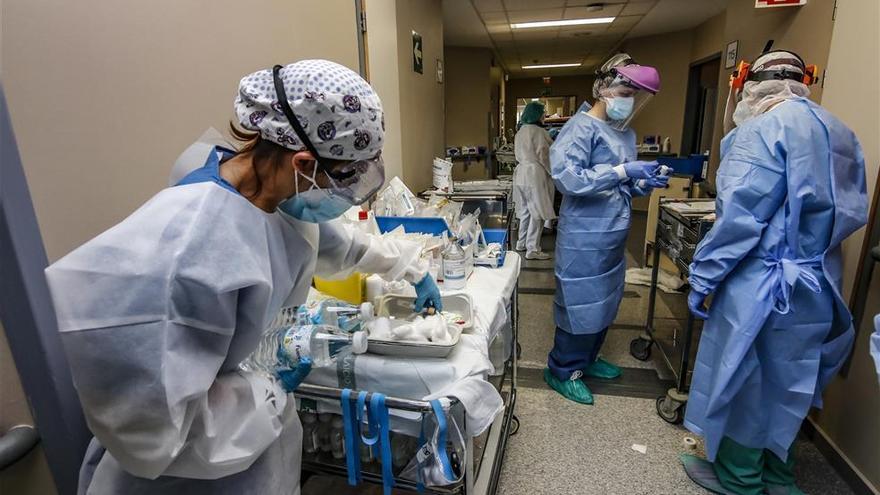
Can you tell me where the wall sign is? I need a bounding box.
[725,40,739,69]
[756,0,806,7]
[412,31,423,74]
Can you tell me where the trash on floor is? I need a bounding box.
[631,444,648,454]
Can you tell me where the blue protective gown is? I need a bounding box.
[684,98,868,463]
[550,102,649,335]
[872,315,880,383]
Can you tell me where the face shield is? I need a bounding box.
[595,64,660,131]
[597,76,654,131]
[272,65,385,207]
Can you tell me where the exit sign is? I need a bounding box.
[756,0,806,7]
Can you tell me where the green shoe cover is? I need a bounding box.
[680,454,738,495]
[543,368,594,404]
[585,357,622,379]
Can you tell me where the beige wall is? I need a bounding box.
[444,46,491,148]
[503,74,595,136]
[691,12,725,62]
[395,0,445,192]
[366,0,405,183]
[621,30,693,155]
[808,0,880,491]
[2,1,360,492]
[3,0,361,263]
[702,0,836,184]
[444,46,492,181]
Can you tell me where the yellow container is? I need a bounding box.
[313,273,366,305]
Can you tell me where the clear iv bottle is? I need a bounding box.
[241,307,368,373]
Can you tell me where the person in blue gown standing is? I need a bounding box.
[544,53,668,404]
[681,50,868,495]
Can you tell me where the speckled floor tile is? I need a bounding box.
[498,388,854,495]
[600,327,658,370]
[516,293,556,369]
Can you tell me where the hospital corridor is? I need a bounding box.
[1,1,879,495]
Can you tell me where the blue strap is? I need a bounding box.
[766,254,823,314]
[340,389,361,486]
[430,399,455,482]
[370,393,395,495]
[416,413,427,493]
[359,392,379,446]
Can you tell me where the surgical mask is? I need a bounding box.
[732,99,754,127]
[604,96,634,121]
[278,166,354,223]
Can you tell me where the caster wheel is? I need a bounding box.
[630,337,652,361]
[656,395,684,424]
[509,415,520,436]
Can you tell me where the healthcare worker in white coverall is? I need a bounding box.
[513,100,557,260]
[45,59,442,495]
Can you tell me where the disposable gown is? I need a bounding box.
[684,98,867,462]
[550,103,649,334]
[872,315,880,383]
[513,124,556,222]
[45,147,426,494]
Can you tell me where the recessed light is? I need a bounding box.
[522,63,582,69]
[511,17,615,29]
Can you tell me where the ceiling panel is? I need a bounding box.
[445,0,731,76]
[472,0,505,12]
[504,0,566,10]
[512,28,561,41]
[620,2,656,15]
[506,8,565,23]
[479,11,509,24]
[562,5,624,19]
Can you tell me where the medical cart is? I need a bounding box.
[629,199,714,424]
[296,260,520,494]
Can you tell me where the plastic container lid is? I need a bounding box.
[358,210,369,221]
[352,331,368,354]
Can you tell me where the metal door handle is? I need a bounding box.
[0,425,39,471]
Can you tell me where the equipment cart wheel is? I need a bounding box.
[509,415,520,436]
[630,335,652,361]
[656,389,687,425]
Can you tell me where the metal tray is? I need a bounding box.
[367,330,461,358]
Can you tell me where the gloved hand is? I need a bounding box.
[641,174,670,189]
[688,290,710,319]
[622,160,660,180]
[276,357,312,393]
[412,274,443,312]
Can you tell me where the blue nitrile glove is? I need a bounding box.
[412,274,443,312]
[623,160,660,180]
[688,290,710,319]
[642,174,670,189]
[276,357,312,393]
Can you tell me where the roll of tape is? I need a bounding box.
[683,436,697,449]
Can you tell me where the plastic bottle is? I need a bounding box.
[330,416,346,460]
[240,307,368,373]
[317,413,333,453]
[301,412,319,454]
[442,236,467,290]
[312,300,374,333]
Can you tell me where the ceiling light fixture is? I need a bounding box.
[522,63,582,69]
[511,17,615,29]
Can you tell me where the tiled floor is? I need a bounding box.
[502,212,854,495]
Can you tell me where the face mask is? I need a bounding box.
[732,99,754,127]
[604,96,634,121]
[278,166,353,223]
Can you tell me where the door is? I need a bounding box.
[681,55,721,156]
